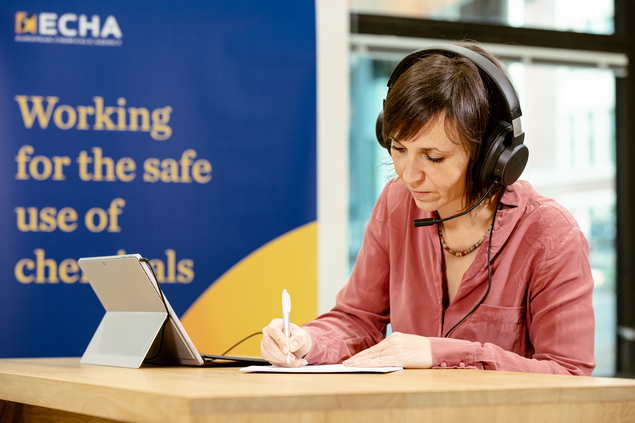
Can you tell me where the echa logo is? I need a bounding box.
[15,11,123,47]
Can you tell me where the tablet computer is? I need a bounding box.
[78,254,268,368]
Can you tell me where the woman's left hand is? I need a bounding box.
[342,332,433,369]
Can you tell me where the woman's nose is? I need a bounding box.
[401,157,424,185]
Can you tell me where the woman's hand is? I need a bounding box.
[260,318,312,367]
[342,332,433,369]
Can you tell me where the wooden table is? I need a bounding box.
[1,358,635,422]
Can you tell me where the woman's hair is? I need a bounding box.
[382,43,509,209]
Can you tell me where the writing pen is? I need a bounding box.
[282,289,291,365]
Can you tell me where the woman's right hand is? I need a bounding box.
[260,318,312,367]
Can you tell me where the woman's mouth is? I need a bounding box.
[410,190,431,200]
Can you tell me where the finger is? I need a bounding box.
[346,355,392,368]
[288,339,300,354]
[265,319,291,354]
[291,358,308,368]
[260,338,287,364]
[348,345,383,361]
[261,326,290,364]
[343,344,390,367]
[288,325,309,352]
[284,355,308,368]
[260,341,280,364]
[344,348,391,366]
[260,341,307,368]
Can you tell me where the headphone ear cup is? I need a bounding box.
[474,120,511,186]
[474,120,529,187]
[497,143,529,186]
[376,109,391,152]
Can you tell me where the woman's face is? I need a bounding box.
[391,115,470,217]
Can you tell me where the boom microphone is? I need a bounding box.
[413,180,498,227]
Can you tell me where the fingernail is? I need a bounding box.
[282,344,289,353]
[290,341,299,351]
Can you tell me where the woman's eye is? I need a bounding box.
[391,145,405,153]
[426,155,444,163]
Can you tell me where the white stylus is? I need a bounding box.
[282,289,291,365]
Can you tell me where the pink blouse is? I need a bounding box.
[303,179,595,375]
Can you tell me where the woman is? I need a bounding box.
[260,43,595,375]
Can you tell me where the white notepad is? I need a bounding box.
[240,364,402,373]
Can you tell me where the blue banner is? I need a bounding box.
[0,1,316,358]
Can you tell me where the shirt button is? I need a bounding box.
[459,362,466,368]
[440,362,447,368]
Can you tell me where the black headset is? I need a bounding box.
[375,44,529,188]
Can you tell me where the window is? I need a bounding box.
[349,0,614,34]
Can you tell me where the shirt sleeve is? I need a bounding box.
[301,183,394,364]
[429,225,596,376]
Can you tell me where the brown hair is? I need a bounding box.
[382,43,508,210]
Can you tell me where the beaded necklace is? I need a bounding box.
[438,221,494,257]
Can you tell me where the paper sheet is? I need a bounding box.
[239,364,402,373]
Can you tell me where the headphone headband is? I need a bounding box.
[387,45,524,147]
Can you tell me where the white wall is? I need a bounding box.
[316,0,350,314]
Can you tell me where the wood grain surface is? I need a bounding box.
[1,358,635,422]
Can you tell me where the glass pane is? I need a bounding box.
[349,50,616,376]
[349,56,398,269]
[510,63,616,376]
[349,0,614,35]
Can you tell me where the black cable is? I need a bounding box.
[139,257,263,362]
[219,331,263,357]
[444,185,507,338]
